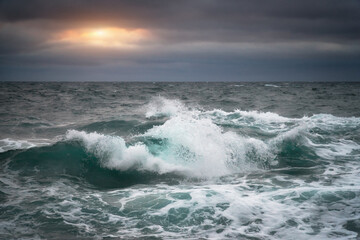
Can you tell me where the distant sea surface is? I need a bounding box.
[1,82,360,239]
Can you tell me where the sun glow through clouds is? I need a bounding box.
[57,27,149,48]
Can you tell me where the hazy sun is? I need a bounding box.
[57,27,149,48]
[92,30,106,37]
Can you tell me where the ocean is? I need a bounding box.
[0,82,359,239]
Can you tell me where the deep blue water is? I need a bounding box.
[0,82,360,239]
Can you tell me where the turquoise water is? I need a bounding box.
[0,82,360,239]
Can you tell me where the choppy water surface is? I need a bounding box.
[0,82,360,239]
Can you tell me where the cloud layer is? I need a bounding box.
[0,0,359,81]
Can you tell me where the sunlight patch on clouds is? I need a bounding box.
[55,27,151,48]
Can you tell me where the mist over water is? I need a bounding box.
[0,82,360,239]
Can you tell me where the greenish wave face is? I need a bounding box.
[0,82,360,239]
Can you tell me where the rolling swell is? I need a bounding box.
[2,97,359,188]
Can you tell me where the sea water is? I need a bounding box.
[0,82,359,239]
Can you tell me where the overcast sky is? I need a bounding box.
[0,0,359,82]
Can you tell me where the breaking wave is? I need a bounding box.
[4,97,359,182]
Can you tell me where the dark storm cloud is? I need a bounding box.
[0,0,359,81]
[1,0,360,42]
[0,21,55,54]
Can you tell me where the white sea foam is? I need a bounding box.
[66,130,182,174]
[142,113,272,176]
[306,138,360,159]
[95,179,360,239]
[207,109,291,123]
[0,138,51,153]
[145,96,185,118]
[265,84,280,88]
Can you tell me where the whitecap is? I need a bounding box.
[0,138,51,153]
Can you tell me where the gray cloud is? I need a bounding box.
[1,0,359,42]
[0,0,359,81]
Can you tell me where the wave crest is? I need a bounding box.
[5,97,359,180]
[62,97,360,178]
[66,130,183,174]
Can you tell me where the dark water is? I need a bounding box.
[0,82,360,239]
